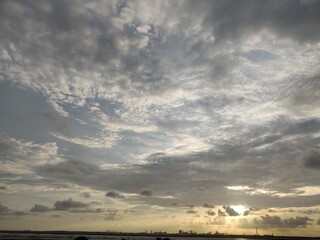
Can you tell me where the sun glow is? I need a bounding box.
[231,205,248,215]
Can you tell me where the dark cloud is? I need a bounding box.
[260,214,282,226]
[300,149,320,170]
[206,210,216,216]
[0,202,9,213]
[203,203,214,208]
[223,206,239,217]
[106,191,124,199]
[259,215,313,228]
[0,185,7,190]
[79,192,91,198]
[140,189,153,196]
[39,160,102,180]
[249,207,261,212]
[54,198,88,211]
[190,0,320,44]
[243,210,250,216]
[186,210,197,214]
[0,202,28,216]
[0,0,122,70]
[218,209,227,217]
[285,118,320,136]
[283,216,313,228]
[30,204,51,213]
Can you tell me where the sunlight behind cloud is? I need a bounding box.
[231,205,248,215]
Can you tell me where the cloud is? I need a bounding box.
[223,206,239,217]
[186,210,197,214]
[243,210,250,216]
[282,216,313,228]
[0,133,63,177]
[300,149,320,170]
[79,192,91,198]
[90,201,102,206]
[190,0,320,44]
[206,210,216,216]
[203,203,214,208]
[218,209,227,217]
[106,191,124,199]
[257,215,313,228]
[0,202,9,214]
[0,202,28,216]
[140,189,153,196]
[105,209,119,221]
[30,204,51,213]
[208,216,226,225]
[260,214,282,226]
[54,198,88,211]
[51,132,120,149]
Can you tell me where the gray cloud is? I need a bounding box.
[300,149,320,170]
[206,210,216,216]
[258,215,313,228]
[105,209,119,221]
[223,206,239,217]
[79,192,91,198]
[0,202,9,214]
[106,191,124,199]
[189,0,320,44]
[239,215,314,229]
[140,189,153,196]
[243,210,250,216]
[0,202,28,217]
[260,214,282,226]
[208,216,226,225]
[282,216,313,228]
[186,210,197,214]
[54,198,88,211]
[218,209,227,217]
[203,203,214,208]
[30,204,51,213]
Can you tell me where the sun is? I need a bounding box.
[231,205,248,215]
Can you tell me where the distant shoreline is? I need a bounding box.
[0,230,319,240]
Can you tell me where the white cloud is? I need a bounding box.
[0,134,63,176]
[51,132,120,149]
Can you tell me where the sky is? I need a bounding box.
[0,0,320,236]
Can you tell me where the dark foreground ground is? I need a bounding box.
[0,231,319,240]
